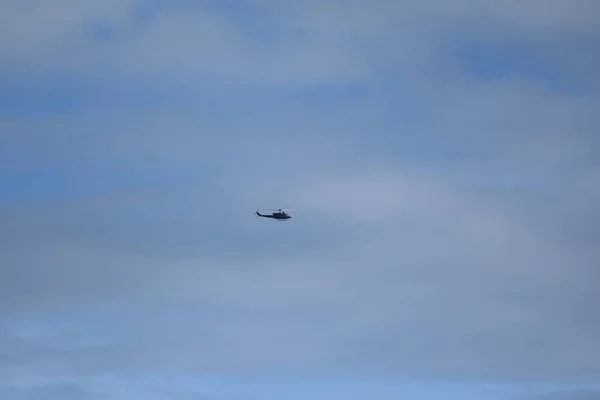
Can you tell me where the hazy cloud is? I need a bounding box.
[539,391,600,400]
[1,0,599,398]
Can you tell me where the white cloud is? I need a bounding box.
[2,156,598,380]
[1,0,599,386]
[0,0,136,66]
[2,0,598,84]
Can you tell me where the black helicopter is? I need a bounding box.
[255,208,295,221]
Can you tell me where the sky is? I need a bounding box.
[1,0,599,399]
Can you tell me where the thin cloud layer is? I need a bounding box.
[1,0,599,398]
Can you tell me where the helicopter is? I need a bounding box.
[255,208,295,221]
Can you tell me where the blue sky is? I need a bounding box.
[1,0,599,399]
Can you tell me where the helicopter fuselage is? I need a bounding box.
[256,210,291,220]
